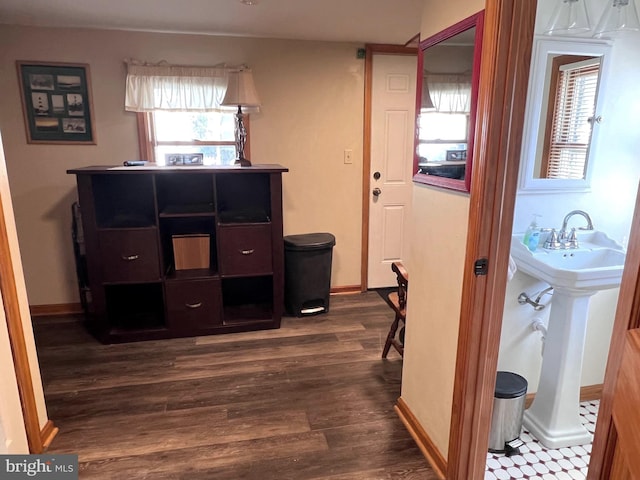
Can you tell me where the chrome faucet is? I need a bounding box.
[560,210,594,236]
[546,210,594,249]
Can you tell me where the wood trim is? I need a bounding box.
[405,33,421,48]
[329,285,362,295]
[0,178,46,453]
[446,1,537,479]
[361,44,419,292]
[525,383,603,409]
[136,112,153,161]
[39,420,59,450]
[365,44,418,55]
[395,397,447,480]
[361,46,373,292]
[30,303,84,317]
[588,185,640,480]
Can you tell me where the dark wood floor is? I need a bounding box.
[34,292,436,479]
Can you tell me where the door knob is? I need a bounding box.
[372,187,382,197]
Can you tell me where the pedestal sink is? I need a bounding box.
[510,231,626,448]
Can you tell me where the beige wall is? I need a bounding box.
[0,25,364,306]
[400,0,484,459]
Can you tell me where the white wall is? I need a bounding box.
[0,25,365,307]
[498,0,640,392]
[400,0,483,459]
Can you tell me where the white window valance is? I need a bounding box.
[124,60,237,112]
[424,73,472,114]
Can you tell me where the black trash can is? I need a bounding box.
[284,233,336,317]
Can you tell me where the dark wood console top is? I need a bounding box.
[67,164,289,174]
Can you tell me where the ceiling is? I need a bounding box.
[0,0,424,45]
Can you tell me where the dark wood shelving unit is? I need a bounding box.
[68,164,288,343]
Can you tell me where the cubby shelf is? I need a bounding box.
[68,164,288,343]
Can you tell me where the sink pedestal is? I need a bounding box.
[523,288,594,448]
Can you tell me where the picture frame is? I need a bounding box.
[16,61,96,144]
[165,153,204,166]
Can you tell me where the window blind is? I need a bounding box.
[546,61,600,179]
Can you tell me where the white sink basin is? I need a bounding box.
[511,232,626,291]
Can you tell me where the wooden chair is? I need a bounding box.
[382,261,408,358]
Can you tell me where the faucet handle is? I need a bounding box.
[558,228,568,241]
[543,229,563,250]
[567,228,579,248]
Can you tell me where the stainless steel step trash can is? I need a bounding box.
[489,371,528,456]
[284,233,335,317]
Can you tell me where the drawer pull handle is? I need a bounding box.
[122,254,139,261]
[240,249,255,255]
[185,302,202,309]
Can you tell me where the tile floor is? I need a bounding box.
[485,400,599,480]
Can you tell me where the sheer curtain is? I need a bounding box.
[124,60,235,112]
[424,73,472,113]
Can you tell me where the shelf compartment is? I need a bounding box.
[216,173,271,222]
[156,173,214,216]
[105,283,165,331]
[222,276,273,323]
[160,217,217,275]
[93,175,156,228]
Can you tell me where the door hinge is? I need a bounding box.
[474,258,489,276]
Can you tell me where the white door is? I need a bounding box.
[368,54,417,288]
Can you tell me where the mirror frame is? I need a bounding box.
[518,37,611,193]
[413,11,484,193]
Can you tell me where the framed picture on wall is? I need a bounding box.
[16,61,96,144]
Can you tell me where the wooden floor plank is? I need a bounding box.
[36,291,434,479]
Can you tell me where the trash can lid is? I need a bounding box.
[284,233,336,251]
[495,371,528,399]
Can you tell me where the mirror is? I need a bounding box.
[413,11,484,193]
[518,38,611,192]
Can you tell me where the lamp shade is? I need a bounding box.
[221,69,261,108]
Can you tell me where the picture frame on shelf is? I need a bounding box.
[165,153,204,166]
[16,61,96,144]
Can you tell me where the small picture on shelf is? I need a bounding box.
[165,153,204,166]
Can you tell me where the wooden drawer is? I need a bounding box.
[165,278,222,330]
[99,229,160,283]
[218,224,273,276]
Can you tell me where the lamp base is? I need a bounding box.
[235,157,252,167]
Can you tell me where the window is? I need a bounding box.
[541,56,600,179]
[417,112,469,162]
[125,61,245,165]
[138,110,241,165]
[416,73,471,164]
